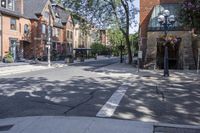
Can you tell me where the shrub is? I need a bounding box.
[91,42,111,55]
[3,53,14,63]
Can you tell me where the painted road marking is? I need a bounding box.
[96,86,128,117]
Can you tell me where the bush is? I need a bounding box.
[91,42,111,55]
[3,53,14,63]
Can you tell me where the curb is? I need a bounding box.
[153,122,200,129]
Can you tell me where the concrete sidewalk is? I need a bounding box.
[0,56,118,76]
[0,116,153,133]
[1,116,200,133]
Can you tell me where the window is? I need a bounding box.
[1,0,6,8]
[10,18,16,30]
[42,24,46,34]
[57,29,60,37]
[67,30,70,39]
[70,31,73,39]
[1,0,14,10]
[24,24,29,34]
[8,0,14,10]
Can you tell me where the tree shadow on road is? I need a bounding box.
[0,75,121,119]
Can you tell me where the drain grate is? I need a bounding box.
[154,126,200,133]
[0,125,14,131]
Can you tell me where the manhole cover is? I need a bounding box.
[154,126,200,133]
[0,125,13,131]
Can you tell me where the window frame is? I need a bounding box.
[1,0,7,8]
[24,24,29,34]
[10,18,17,31]
[7,0,14,11]
[42,24,46,34]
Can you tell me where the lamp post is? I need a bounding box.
[158,9,175,77]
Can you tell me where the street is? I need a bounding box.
[0,59,200,126]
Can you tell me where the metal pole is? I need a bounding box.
[164,46,169,76]
[197,49,200,74]
[120,40,123,63]
[48,45,50,67]
[47,10,51,67]
[34,23,37,61]
[163,16,169,77]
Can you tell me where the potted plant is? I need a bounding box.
[157,35,181,47]
[3,52,14,63]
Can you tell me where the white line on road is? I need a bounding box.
[96,86,128,117]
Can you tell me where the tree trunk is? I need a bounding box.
[125,34,132,64]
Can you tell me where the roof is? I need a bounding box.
[0,7,21,18]
[52,4,70,24]
[24,0,48,19]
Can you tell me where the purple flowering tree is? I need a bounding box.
[180,0,200,33]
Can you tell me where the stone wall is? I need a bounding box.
[146,31,196,69]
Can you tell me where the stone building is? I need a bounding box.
[140,0,196,69]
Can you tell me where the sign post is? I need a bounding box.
[47,41,51,67]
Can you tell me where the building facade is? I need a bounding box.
[0,0,101,62]
[140,0,196,69]
[0,0,31,61]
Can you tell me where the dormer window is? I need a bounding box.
[8,0,14,10]
[1,0,6,8]
[1,0,15,11]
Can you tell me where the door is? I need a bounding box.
[157,43,180,69]
[9,39,18,61]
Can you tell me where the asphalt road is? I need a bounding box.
[0,58,200,126]
[0,58,120,118]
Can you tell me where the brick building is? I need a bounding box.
[0,0,31,61]
[0,0,102,62]
[140,0,196,69]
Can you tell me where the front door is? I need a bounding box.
[157,43,180,69]
[9,39,18,61]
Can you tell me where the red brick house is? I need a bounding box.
[140,0,196,69]
[23,0,75,60]
[0,0,31,61]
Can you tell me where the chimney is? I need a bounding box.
[16,0,24,15]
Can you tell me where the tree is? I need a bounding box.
[180,0,200,34]
[91,42,110,55]
[59,0,138,64]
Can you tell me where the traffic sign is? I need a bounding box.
[47,41,52,45]
[138,51,143,59]
[34,37,41,40]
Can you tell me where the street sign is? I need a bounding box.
[34,37,41,40]
[47,41,52,45]
[138,51,143,59]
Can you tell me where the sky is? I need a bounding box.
[130,0,140,34]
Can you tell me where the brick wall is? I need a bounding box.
[140,0,182,38]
